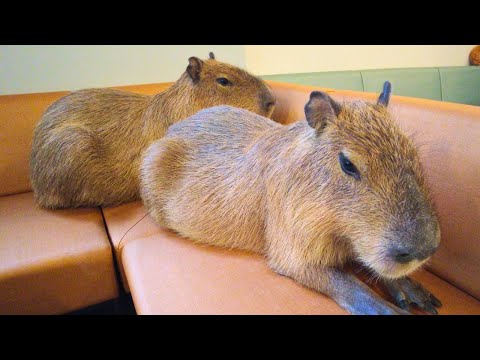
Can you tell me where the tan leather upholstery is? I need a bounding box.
[0,83,173,197]
[118,215,479,315]
[102,202,148,291]
[0,192,118,314]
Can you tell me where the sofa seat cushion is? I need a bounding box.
[0,192,118,314]
[125,225,480,315]
[103,202,480,314]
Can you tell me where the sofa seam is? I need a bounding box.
[359,71,365,92]
[437,67,444,101]
[99,207,128,298]
[426,267,480,302]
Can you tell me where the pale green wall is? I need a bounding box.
[0,45,245,95]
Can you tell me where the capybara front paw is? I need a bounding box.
[348,299,411,315]
[384,277,442,315]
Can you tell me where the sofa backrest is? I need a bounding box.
[262,66,480,106]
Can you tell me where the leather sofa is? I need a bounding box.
[1,81,479,314]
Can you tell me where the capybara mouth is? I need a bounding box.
[355,244,430,280]
[366,256,427,280]
[265,108,275,119]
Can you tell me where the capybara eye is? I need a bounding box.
[339,152,360,180]
[216,77,230,86]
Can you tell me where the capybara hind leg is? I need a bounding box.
[270,262,409,315]
[381,277,442,314]
[33,191,71,209]
[140,138,191,227]
[31,126,104,209]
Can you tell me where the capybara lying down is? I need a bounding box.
[140,82,441,315]
[30,52,275,209]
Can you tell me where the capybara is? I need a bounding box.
[30,52,275,208]
[140,82,441,315]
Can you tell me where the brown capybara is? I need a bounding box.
[140,81,441,315]
[30,52,275,209]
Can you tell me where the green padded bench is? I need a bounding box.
[262,66,480,106]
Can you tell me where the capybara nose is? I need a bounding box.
[261,91,276,113]
[393,250,415,264]
[391,243,439,263]
[264,100,275,112]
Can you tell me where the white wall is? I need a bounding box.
[245,45,475,75]
[1,45,476,95]
[0,45,245,95]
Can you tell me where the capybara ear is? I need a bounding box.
[209,52,215,60]
[187,57,204,83]
[377,81,392,107]
[304,91,341,132]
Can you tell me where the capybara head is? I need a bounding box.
[304,82,440,279]
[183,52,275,118]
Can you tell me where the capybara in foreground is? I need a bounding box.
[140,82,441,315]
[30,52,275,208]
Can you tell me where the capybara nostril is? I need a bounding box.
[395,252,414,263]
[264,100,275,112]
[261,91,276,113]
[391,242,439,263]
[389,244,417,263]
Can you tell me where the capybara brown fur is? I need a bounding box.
[140,82,441,315]
[30,53,275,209]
